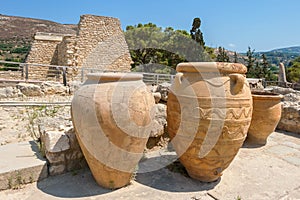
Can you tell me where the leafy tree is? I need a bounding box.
[287,56,300,82]
[216,47,230,62]
[124,22,211,73]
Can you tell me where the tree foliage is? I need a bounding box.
[244,47,276,80]
[216,47,230,62]
[124,21,212,73]
[287,56,300,82]
[190,18,205,47]
[244,46,257,77]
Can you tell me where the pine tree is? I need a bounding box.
[190,18,205,47]
[233,52,238,63]
[216,47,230,62]
[244,46,256,78]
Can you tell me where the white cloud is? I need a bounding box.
[228,43,236,48]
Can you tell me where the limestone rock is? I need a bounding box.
[277,106,300,134]
[268,86,299,95]
[68,80,82,94]
[0,87,21,98]
[41,81,67,95]
[41,130,70,153]
[247,78,264,90]
[155,82,171,102]
[16,83,43,96]
[153,92,161,104]
[149,103,167,138]
[0,88,7,99]
[270,86,300,134]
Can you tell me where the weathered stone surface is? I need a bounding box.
[247,78,264,90]
[16,83,43,96]
[39,126,86,176]
[277,106,300,134]
[268,86,299,95]
[25,14,132,81]
[48,164,66,176]
[152,92,161,104]
[155,82,171,102]
[41,81,67,95]
[41,130,70,153]
[149,103,167,138]
[267,86,300,134]
[0,87,22,99]
[68,80,82,94]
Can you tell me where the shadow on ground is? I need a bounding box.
[36,169,113,198]
[276,130,300,139]
[136,155,220,192]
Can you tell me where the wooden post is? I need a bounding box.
[81,68,84,83]
[25,64,29,81]
[62,67,67,86]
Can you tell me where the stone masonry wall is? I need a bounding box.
[25,15,132,82]
[25,32,64,65]
[75,15,132,71]
[57,35,78,80]
[25,33,65,81]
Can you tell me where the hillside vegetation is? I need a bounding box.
[0,14,77,63]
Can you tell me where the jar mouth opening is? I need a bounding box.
[251,90,283,99]
[176,62,247,74]
[87,73,143,82]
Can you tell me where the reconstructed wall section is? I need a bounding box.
[25,14,132,81]
[25,32,65,65]
[75,15,132,71]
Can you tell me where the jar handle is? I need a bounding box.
[173,73,184,90]
[229,74,245,95]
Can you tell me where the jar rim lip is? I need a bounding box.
[251,91,283,99]
[87,72,143,81]
[176,62,247,74]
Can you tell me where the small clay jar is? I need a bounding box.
[247,91,283,145]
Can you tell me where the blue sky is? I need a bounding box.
[1,0,299,52]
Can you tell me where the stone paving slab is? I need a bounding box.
[0,131,299,200]
[0,141,48,190]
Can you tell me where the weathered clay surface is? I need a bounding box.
[167,62,252,182]
[247,92,283,145]
[71,73,155,189]
[267,86,300,134]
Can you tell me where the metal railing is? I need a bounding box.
[0,60,72,85]
[0,60,175,86]
[261,80,300,91]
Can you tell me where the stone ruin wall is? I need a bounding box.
[25,14,132,82]
[25,33,64,65]
[25,33,66,80]
[56,35,78,80]
[75,15,132,72]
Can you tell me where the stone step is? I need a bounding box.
[0,141,48,190]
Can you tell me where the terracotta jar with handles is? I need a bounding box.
[167,62,252,182]
[71,73,155,189]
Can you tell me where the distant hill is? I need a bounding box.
[268,46,300,54]
[0,14,77,63]
[0,14,77,42]
[255,47,300,66]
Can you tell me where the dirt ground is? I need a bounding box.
[0,95,73,145]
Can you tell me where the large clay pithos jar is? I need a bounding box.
[167,62,253,182]
[71,73,155,189]
[247,91,283,145]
